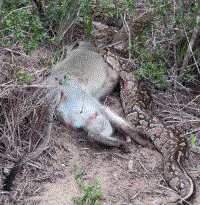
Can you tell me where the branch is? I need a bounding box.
[32,0,45,19]
[179,15,200,77]
[32,0,53,35]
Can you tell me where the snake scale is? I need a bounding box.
[105,50,194,203]
[120,71,194,203]
[2,43,195,203]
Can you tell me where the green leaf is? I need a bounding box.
[191,134,196,147]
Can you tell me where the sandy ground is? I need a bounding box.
[0,46,199,205]
[23,120,200,205]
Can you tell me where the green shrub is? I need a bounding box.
[72,162,103,205]
[132,0,199,89]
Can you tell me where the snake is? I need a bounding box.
[104,49,194,204]
[2,45,195,203]
[120,70,194,203]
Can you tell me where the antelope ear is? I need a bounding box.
[59,91,67,103]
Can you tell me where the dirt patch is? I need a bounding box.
[1,92,199,205]
[0,44,199,205]
[22,121,200,205]
[26,170,79,205]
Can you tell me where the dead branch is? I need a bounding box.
[179,15,200,77]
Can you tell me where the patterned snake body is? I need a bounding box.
[120,71,194,202]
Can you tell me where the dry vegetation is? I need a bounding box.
[0,0,200,204]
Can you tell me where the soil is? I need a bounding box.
[1,91,199,205]
[22,118,200,205]
[0,45,200,205]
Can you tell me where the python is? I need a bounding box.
[3,41,146,191]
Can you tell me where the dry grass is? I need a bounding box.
[0,45,66,204]
[0,1,199,204]
[0,43,200,204]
